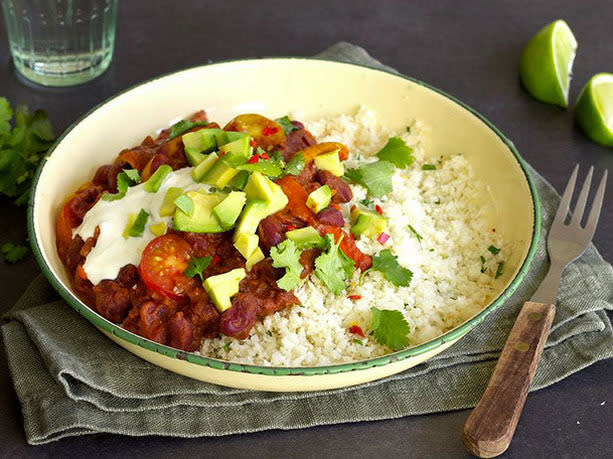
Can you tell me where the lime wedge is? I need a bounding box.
[575,73,613,147]
[520,20,577,108]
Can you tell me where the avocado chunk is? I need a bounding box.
[203,268,246,313]
[286,226,326,249]
[350,207,388,239]
[143,165,172,192]
[173,191,224,233]
[314,149,344,176]
[234,200,268,240]
[306,185,331,213]
[202,158,239,188]
[229,170,250,190]
[192,152,219,182]
[159,187,183,217]
[182,130,219,165]
[213,191,247,230]
[218,135,251,167]
[245,247,265,270]
[234,233,259,259]
[244,171,288,214]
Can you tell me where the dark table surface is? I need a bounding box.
[1,1,612,457]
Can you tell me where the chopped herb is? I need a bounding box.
[314,234,355,295]
[174,194,194,216]
[168,119,209,140]
[495,262,504,279]
[429,248,435,252]
[183,255,212,282]
[1,242,28,263]
[360,198,373,207]
[421,164,436,171]
[359,268,371,286]
[344,160,395,198]
[283,153,306,176]
[408,224,423,244]
[434,198,441,205]
[371,249,413,287]
[128,209,149,237]
[406,126,411,133]
[488,245,501,255]
[480,255,487,273]
[102,169,141,201]
[0,98,55,205]
[270,239,304,291]
[223,342,231,352]
[352,338,364,345]
[375,137,413,168]
[266,330,273,337]
[237,158,283,178]
[274,116,298,136]
[370,307,410,351]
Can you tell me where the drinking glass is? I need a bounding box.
[1,0,118,86]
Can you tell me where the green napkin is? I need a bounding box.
[2,43,613,445]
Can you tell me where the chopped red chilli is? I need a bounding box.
[250,139,257,148]
[261,152,270,160]
[377,232,390,245]
[375,205,383,215]
[212,255,221,264]
[348,294,362,300]
[262,126,279,136]
[349,325,365,337]
[248,154,260,164]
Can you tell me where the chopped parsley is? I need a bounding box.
[183,255,212,282]
[488,245,501,255]
[495,262,504,279]
[406,126,411,134]
[274,116,298,136]
[480,255,487,273]
[314,234,355,295]
[370,307,410,351]
[421,164,436,171]
[434,198,441,205]
[223,342,231,352]
[270,239,304,291]
[360,198,373,207]
[1,242,28,263]
[344,160,395,198]
[375,137,413,168]
[168,119,209,140]
[0,97,55,205]
[266,330,273,337]
[283,153,306,176]
[352,338,364,345]
[174,194,195,216]
[102,169,141,201]
[371,249,413,287]
[408,225,423,244]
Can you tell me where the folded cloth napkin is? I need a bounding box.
[2,42,613,445]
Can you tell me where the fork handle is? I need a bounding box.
[462,301,556,458]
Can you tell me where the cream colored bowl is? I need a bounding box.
[29,58,540,392]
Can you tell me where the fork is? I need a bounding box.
[462,165,608,458]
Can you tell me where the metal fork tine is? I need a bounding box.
[584,170,608,237]
[570,165,594,226]
[553,164,579,226]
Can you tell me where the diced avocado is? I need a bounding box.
[229,170,250,190]
[213,191,247,230]
[306,185,331,213]
[202,158,239,188]
[314,149,344,176]
[286,226,326,249]
[234,233,259,259]
[214,130,249,146]
[173,191,224,233]
[203,268,246,313]
[350,207,388,239]
[192,152,219,182]
[218,135,251,167]
[245,247,265,270]
[244,171,275,201]
[149,222,167,236]
[185,149,206,167]
[174,193,195,216]
[182,129,220,158]
[233,200,268,240]
[144,165,172,192]
[160,187,183,217]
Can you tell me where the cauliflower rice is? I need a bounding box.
[199,107,506,366]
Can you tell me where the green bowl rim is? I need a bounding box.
[27,57,541,377]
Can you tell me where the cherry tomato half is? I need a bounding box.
[138,234,192,299]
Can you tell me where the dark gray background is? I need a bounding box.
[1,1,612,457]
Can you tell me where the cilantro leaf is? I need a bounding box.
[237,158,284,178]
[1,242,28,263]
[421,164,436,170]
[344,160,395,198]
[168,119,209,140]
[274,116,298,136]
[101,169,141,201]
[270,239,304,291]
[495,261,504,279]
[375,137,413,168]
[488,245,501,255]
[283,153,305,176]
[0,100,54,205]
[183,255,212,282]
[314,234,355,295]
[370,307,410,351]
[371,249,413,287]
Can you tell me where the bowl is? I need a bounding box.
[28,58,540,391]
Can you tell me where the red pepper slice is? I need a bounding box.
[348,294,362,300]
[375,205,383,215]
[349,325,365,337]
[248,154,260,164]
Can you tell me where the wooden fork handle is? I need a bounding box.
[462,301,556,457]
